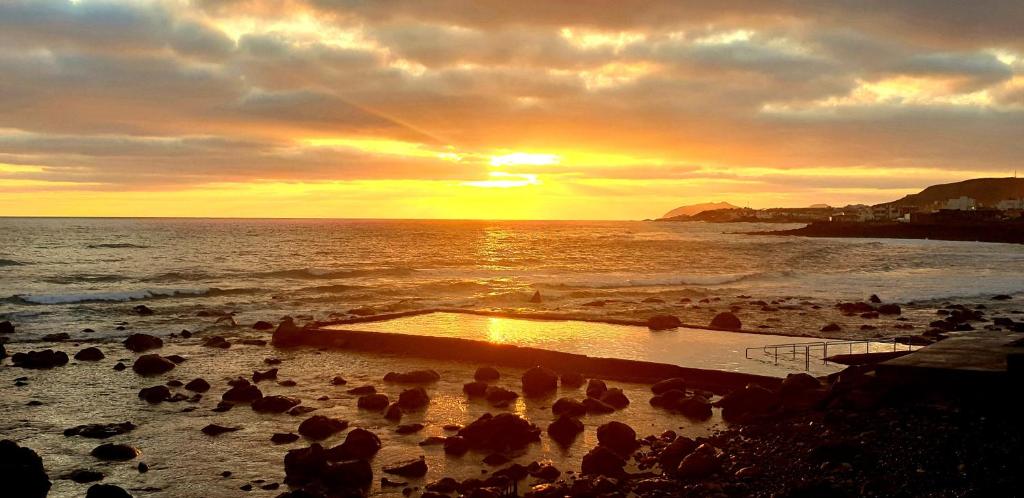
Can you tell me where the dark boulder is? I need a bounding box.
[0,439,51,498]
[252,368,278,382]
[458,413,542,452]
[521,366,558,396]
[74,347,105,361]
[398,387,430,410]
[546,415,584,446]
[596,421,637,456]
[820,323,842,332]
[585,379,607,399]
[90,443,139,461]
[0,321,13,334]
[647,315,682,331]
[484,386,518,406]
[299,416,349,441]
[289,406,317,416]
[64,422,136,439]
[328,428,381,460]
[322,460,374,491]
[201,424,241,436]
[42,332,70,341]
[396,424,423,434]
[677,396,713,420]
[66,469,104,483]
[658,436,697,470]
[331,376,348,386]
[138,385,171,404]
[710,312,742,330]
[878,304,902,315]
[443,436,469,456]
[272,433,300,445]
[651,377,687,395]
[582,397,615,415]
[599,388,629,409]
[0,343,5,360]
[253,320,274,330]
[252,395,301,413]
[384,370,440,384]
[385,403,403,422]
[580,445,626,477]
[779,373,821,397]
[529,291,543,303]
[222,381,263,404]
[184,378,210,392]
[463,381,488,397]
[123,333,162,352]
[474,366,501,382]
[717,384,780,422]
[86,484,133,498]
[676,444,721,479]
[383,457,428,478]
[12,349,69,369]
[164,354,186,364]
[357,393,390,410]
[202,336,231,349]
[551,397,586,417]
[347,385,376,395]
[132,305,154,315]
[284,444,373,492]
[131,354,175,376]
[560,372,585,388]
[869,294,881,303]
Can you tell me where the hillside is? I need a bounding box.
[660,201,738,219]
[883,177,1024,208]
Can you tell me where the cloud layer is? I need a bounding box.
[1,0,1022,217]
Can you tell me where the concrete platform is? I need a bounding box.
[876,331,1024,387]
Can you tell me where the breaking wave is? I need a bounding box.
[8,287,259,305]
[253,267,417,280]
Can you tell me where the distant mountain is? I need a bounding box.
[882,177,1024,208]
[660,201,738,219]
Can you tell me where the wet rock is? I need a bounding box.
[677,396,713,420]
[651,377,687,395]
[658,436,698,470]
[547,415,584,446]
[458,413,542,452]
[474,366,501,382]
[580,445,626,477]
[252,395,301,413]
[253,320,274,330]
[330,376,348,386]
[710,312,742,330]
[132,354,175,376]
[521,366,558,396]
[484,386,518,406]
[185,378,210,392]
[357,393,390,410]
[203,336,231,349]
[0,343,5,360]
[483,453,509,466]
[64,422,137,439]
[138,385,171,404]
[289,406,317,416]
[560,372,585,388]
[384,457,428,478]
[123,334,162,353]
[647,314,682,330]
[272,433,300,445]
[443,436,469,456]
[133,304,154,315]
[529,290,543,303]
[66,469,104,483]
[820,323,842,332]
[582,397,615,414]
[42,332,70,341]
[165,354,186,364]
[384,370,441,384]
[252,368,278,382]
[202,424,241,436]
[585,379,607,399]
[599,388,629,409]
[347,385,376,395]
[222,380,263,404]
[166,380,183,387]
[328,428,382,460]
[780,373,822,397]
[552,397,587,417]
[398,387,430,410]
[463,381,488,397]
[396,424,424,435]
[113,362,126,371]
[596,421,637,456]
[529,463,561,481]
[0,321,13,334]
[385,403,403,421]
[717,384,780,422]
[298,416,349,441]
[86,483,133,498]
[676,444,721,479]
[0,439,51,498]
[878,303,902,315]
[91,443,140,461]
[12,349,69,369]
[284,444,373,492]
[137,462,148,473]
[419,437,446,446]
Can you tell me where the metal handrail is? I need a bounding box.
[745,337,916,370]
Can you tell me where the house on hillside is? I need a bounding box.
[943,196,976,210]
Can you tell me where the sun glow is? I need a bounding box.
[463,172,539,188]
[489,152,560,167]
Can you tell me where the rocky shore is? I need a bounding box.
[1,291,1022,497]
[754,220,1024,245]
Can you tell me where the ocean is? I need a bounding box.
[2,217,1024,340]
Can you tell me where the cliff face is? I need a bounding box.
[660,202,738,219]
[884,178,1024,208]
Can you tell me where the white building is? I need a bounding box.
[996,198,1024,210]
[944,196,976,211]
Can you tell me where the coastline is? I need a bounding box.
[750,221,1024,244]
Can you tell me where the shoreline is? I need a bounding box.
[750,220,1024,245]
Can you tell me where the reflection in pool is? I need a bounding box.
[325,312,888,377]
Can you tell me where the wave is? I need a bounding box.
[142,271,216,283]
[42,274,129,285]
[87,243,150,249]
[535,271,784,290]
[254,267,417,280]
[0,258,23,267]
[299,283,363,293]
[7,287,259,305]
[413,280,495,293]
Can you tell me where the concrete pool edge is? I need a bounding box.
[274,325,784,394]
[311,307,822,340]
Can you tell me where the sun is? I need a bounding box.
[489,152,560,167]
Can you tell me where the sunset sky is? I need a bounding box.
[1,0,1022,219]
